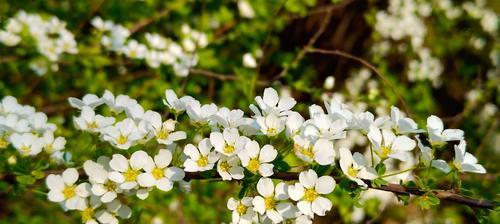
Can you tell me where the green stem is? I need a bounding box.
[381,166,417,178]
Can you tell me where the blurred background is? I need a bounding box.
[0,0,498,223]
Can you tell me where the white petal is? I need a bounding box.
[46,174,65,190]
[256,178,274,197]
[299,170,318,188]
[62,168,79,185]
[156,178,174,191]
[259,145,277,163]
[252,196,266,214]
[101,191,117,203]
[311,196,332,216]
[259,163,274,177]
[297,201,313,217]
[391,136,416,152]
[315,176,335,194]
[288,183,305,201]
[154,149,172,168]
[48,190,64,202]
[137,173,156,187]
[109,154,129,172]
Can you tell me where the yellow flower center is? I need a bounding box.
[348,166,359,178]
[223,144,235,154]
[219,161,230,172]
[0,137,8,148]
[453,161,462,170]
[196,156,209,167]
[123,169,139,182]
[104,181,117,191]
[152,167,164,179]
[81,207,94,222]
[266,128,277,135]
[380,146,392,159]
[264,196,276,210]
[20,145,31,155]
[117,135,128,145]
[45,144,54,153]
[304,188,318,202]
[156,129,169,140]
[87,121,98,130]
[301,147,314,159]
[236,203,247,214]
[247,158,260,173]
[63,185,76,199]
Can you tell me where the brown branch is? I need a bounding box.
[189,68,269,86]
[184,171,496,209]
[129,9,170,34]
[273,6,334,81]
[307,47,412,115]
[75,0,105,34]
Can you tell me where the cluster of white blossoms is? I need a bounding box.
[42,87,486,223]
[0,96,67,162]
[0,11,78,75]
[91,17,208,77]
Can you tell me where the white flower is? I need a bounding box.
[239,140,277,177]
[163,89,196,114]
[212,107,251,129]
[242,53,257,68]
[426,115,464,146]
[102,118,144,149]
[339,148,377,186]
[368,126,416,161]
[285,111,304,137]
[0,114,30,133]
[121,40,147,59]
[217,155,245,180]
[250,87,296,117]
[323,76,335,90]
[0,31,21,46]
[293,136,335,165]
[227,197,255,224]
[108,151,152,190]
[124,101,145,121]
[83,157,123,203]
[302,113,347,141]
[9,133,43,156]
[137,149,185,191]
[142,111,186,145]
[210,128,248,156]
[68,94,103,109]
[0,96,23,115]
[77,196,102,224]
[42,131,66,153]
[238,0,255,18]
[256,114,285,137]
[183,138,219,172]
[102,90,134,113]
[46,168,90,210]
[186,101,218,125]
[390,106,423,134]
[288,170,335,217]
[95,199,132,224]
[28,112,56,133]
[416,136,450,173]
[74,106,115,132]
[452,140,486,174]
[253,178,297,223]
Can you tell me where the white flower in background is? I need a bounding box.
[238,0,255,18]
[452,140,486,174]
[210,128,248,156]
[368,126,416,161]
[389,106,423,134]
[0,114,30,133]
[0,31,21,46]
[186,101,218,125]
[102,90,134,113]
[9,133,43,156]
[324,98,353,122]
[121,40,147,59]
[28,112,56,133]
[95,199,132,224]
[74,106,115,133]
[212,107,251,129]
[183,138,219,172]
[302,113,347,141]
[250,87,296,117]
[256,114,285,137]
[137,149,185,191]
[42,131,66,154]
[242,53,257,68]
[77,196,102,224]
[0,96,23,115]
[227,197,255,224]
[83,157,123,203]
[102,118,144,149]
[351,111,386,133]
[239,140,277,177]
[285,111,304,137]
[253,178,297,223]
[293,136,335,165]
[339,148,377,186]
[217,155,245,180]
[295,215,313,224]
[68,94,103,109]
[288,170,335,217]
[124,101,145,121]
[142,111,186,145]
[426,115,464,146]
[163,89,196,114]
[415,136,450,173]
[323,76,335,90]
[108,151,152,190]
[46,168,90,210]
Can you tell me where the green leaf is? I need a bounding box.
[31,170,45,179]
[417,193,440,210]
[375,163,386,176]
[372,178,388,187]
[273,160,291,172]
[16,175,36,185]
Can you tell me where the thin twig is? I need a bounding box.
[189,68,269,86]
[273,6,334,81]
[307,47,412,115]
[129,9,170,34]
[75,0,105,34]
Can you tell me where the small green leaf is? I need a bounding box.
[375,163,386,176]
[31,170,46,179]
[372,178,388,187]
[16,175,36,185]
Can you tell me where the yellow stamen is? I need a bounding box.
[247,158,260,173]
[0,137,8,148]
[20,145,31,155]
[196,156,209,167]
[304,188,318,202]
[267,128,277,135]
[301,147,314,159]
[348,166,359,177]
[45,144,54,153]
[104,181,117,191]
[156,129,169,140]
[87,121,98,130]
[379,146,391,159]
[264,196,276,210]
[219,161,230,172]
[117,135,128,145]
[123,169,139,181]
[81,207,94,222]
[223,144,235,154]
[152,167,164,179]
[236,203,247,214]
[63,185,76,199]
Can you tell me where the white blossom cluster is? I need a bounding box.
[0,11,78,75]
[43,87,486,223]
[0,96,67,162]
[91,17,208,77]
